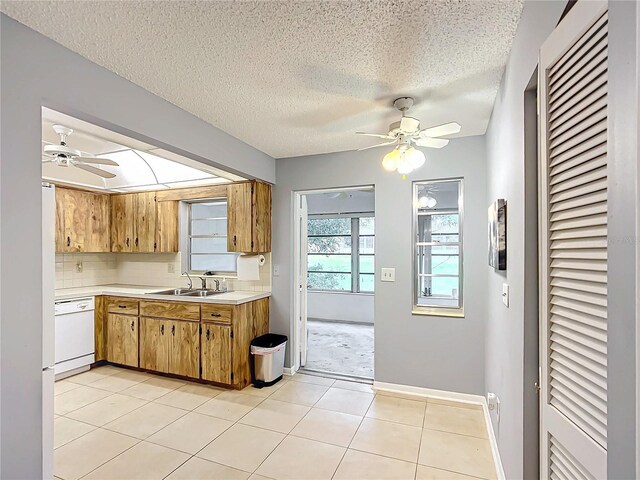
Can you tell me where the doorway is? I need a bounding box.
[293,186,375,380]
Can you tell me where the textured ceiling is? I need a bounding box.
[2,1,523,158]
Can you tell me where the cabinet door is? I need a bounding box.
[86,192,110,252]
[169,320,200,378]
[56,188,87,252]
[227,183,253,252]
[134,192,157,252]
[106,314,138,367]
[139,317,169,373]
[110,194,135,252]
[252,181,272,252]
[201,324,231,384]
[156,201,179,253]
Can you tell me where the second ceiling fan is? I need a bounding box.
[42,125,119,179]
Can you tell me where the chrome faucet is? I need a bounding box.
[183,271,193,289]
[212,279,220,291]
[200,277,207,289]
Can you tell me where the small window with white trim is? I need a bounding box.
[413,179,463,316]
[186,200,239,274]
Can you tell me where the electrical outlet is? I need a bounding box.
[167,263,175,274]
[76,261,83,273]
[381,268,395,282]
[502,283,509,307]
[273,264,280,277]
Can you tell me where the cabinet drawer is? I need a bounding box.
[201,304,233,324]
[140,300,200,321]
[107,298,139,315]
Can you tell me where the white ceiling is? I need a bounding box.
[4,1,523,158]
[42,107,243,191]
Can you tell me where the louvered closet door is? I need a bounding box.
[539,1,608,479]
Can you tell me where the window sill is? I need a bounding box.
[308,290,374,296]
[412,307,465,318]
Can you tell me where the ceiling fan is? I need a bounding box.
[42,125,119,179]
[356,97,461,175]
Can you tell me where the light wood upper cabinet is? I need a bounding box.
[110,193,135,252]
[227,181,272,253]
[55,187,110,253]
[106,313,139,367]
[135,192,157,252]
[110,192,177,253]
[156,201,179,253]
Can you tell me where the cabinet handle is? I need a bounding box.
[126,238,130,247]
[233,235,237,246]
[118,305,127,309]
[67,236,71,247]
[135,237,139,247]
[161,324,164,335]
[130,320,135,331]
[171,324,175,336]
[206,329,210,341]
[210,313,222,318]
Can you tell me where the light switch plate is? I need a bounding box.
[381,268,395,282]
[167,263,175,274]
[502,283,509,307]
[273,264,280,277]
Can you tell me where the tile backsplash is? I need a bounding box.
[55,252,271,292]
[55,253,118,289]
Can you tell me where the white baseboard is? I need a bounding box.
[283,367,295,376]
[373,381,485,404]
[373,381,505,480]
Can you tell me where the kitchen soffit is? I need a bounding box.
[42,107,244,192]
[3,1,524,158]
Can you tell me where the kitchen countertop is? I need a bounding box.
[54,284,271,305]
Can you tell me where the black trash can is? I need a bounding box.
[251,334,287,388]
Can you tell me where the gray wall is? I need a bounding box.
[607,1,639,478]
[0,15,274,478]
[483,2,565,478]
[272,136,488,394]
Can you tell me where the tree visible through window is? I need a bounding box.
[307,216,374,293]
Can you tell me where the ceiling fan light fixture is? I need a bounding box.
[382,148,399,171]
[396,155,413,175]
[405,147,426,169]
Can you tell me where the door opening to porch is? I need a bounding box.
[295,187,374,380]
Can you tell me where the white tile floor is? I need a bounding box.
[53,366,496,480]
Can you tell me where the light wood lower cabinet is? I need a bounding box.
[169,320,200,378]
[140,316,170,373]
[201,323,232,384]
[140,317,200,378]
[98,296,269,388]
[106,313,139,367]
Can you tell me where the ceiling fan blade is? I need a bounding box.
[355,132,394,139]
[400,116,420,133]
[420,122,461,138]
[357,140,398,151]
[415,137,450,148]
[75,156,119,166]
[73,162,116,178]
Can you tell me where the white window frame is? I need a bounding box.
[182,198,239,275]
[307,212,374,294]
[412,178,464,317]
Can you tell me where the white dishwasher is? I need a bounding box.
[54,296,95,378]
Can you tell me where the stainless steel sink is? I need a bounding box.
[149,288,196,295]
[182,289,224,297]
